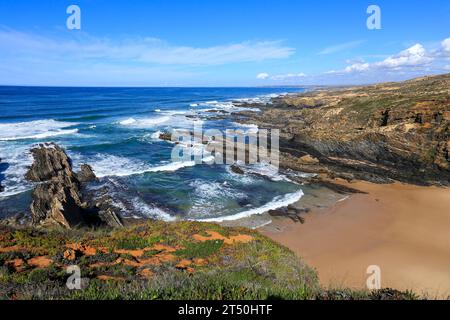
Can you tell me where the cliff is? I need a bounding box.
[235,74,450,185]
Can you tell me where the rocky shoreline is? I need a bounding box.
[231,74,450,186]
[2,74,449,230]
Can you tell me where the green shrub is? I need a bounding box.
[175,240,223,259]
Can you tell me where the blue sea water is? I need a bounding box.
[0,86,305,222]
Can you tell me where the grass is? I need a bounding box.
[175,240,223,259]
[113,235,162,250]
[0,221,423,300]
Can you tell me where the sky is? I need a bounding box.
[0,0,449,87]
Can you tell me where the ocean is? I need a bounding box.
[0,86,305,222]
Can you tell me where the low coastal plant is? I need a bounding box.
[0,222,422,300]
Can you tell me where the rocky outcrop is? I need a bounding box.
[26,143,122,229]
[234,74,450,185]
[77,164,98,184]
[26,144,74,182]
[30,181,85,228]
[159,132,173,142]
[230,165,245,175]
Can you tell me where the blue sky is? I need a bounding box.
[0,0,449,86]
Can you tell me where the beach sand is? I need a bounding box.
[260,180,450,298]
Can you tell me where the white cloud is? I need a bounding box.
[0,28,294,66]
[256,72,269,80]
[271,72,306,81]
[340,43,434,74]
[375,44,432,69]
[442,38,450,52]
[319,40,365,55]
[344,63,370,73]
[444,65,450,71]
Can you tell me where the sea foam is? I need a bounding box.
[0,119,78,141]
[196,190,304,222]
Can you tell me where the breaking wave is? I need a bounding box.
[196,190,304,222]
[0,119,79,141]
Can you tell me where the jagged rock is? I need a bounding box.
[298,154,320,165]
[234,74,450,185]
[25,143,74,182]
[26,143,122,229]
[97,207,123,228]
[92,196,123,228]
[25,143,84,228]
[77,164,98,184]
[30,182,85,228]
[230,165,245,175]
[159,132,172,141]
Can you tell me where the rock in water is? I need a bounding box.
[26,143,122,229]
[77,164,98,184]
[25,143,74,182]
[26,143,84,228]
[230,164,245,175]
[159,132,172,141]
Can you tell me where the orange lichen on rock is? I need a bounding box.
[113,244,180,258]
[114,249,146,258]
[0,245,23,253]
[63,249,76,261]
[176,259,192,269]
[66,243,97,256]
[150,244,179,252]
[97,275,125,281]
[175,259,195,273]
[6,258,25,271]
[27,256,53,268]
[193,258,208,266]
[193,231,253,245]
[138,268,154,278]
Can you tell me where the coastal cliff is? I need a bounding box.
[235,74,450,185]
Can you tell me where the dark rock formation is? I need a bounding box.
[77,164,98,184]
[26,143,122,229]
[25,144,73,182]
[30,181,85,228]
[233,74,450,186]
[159,132,172,141]
[230,164,245,175]
[92,196,125,228]
[268,206,307,223]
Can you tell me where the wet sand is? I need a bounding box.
[260,181,450,298]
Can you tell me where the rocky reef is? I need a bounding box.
[25,143,122,229]
[234,74,450,185]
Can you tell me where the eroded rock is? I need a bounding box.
[26,143,122,229]
[25,143,74,182]
[230,164,245,175]
[77,164,98,184]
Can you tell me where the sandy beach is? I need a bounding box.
[260,181,450,298]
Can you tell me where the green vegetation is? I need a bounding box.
[175,240,223,259]
[0,221,419,300]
